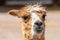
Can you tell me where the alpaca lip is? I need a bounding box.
[33,25,44,34]
[36,27,43,33]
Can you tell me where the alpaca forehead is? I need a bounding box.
[27,6,43,19]
[27,6,42,21]
[27,6,44,12]
[31,6,43,11]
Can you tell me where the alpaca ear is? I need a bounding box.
[9,10,19,16]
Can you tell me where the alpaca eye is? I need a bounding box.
[42,14,46,20]
[22,16,28,20]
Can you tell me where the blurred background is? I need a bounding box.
[0,0,60,40]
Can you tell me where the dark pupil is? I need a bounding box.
[23,16,28,20]
[42,15,46,20]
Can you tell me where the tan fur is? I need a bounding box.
[9,4,46,40]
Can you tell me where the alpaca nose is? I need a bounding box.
[34,20,43,33]
[35,20,42,26]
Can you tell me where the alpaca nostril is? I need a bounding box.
[35,21,42,26]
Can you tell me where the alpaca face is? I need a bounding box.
[26,5,46,36]
[9,4,46,39]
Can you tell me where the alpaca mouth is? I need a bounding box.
[36,27,43,33]
[33,25,44,34]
